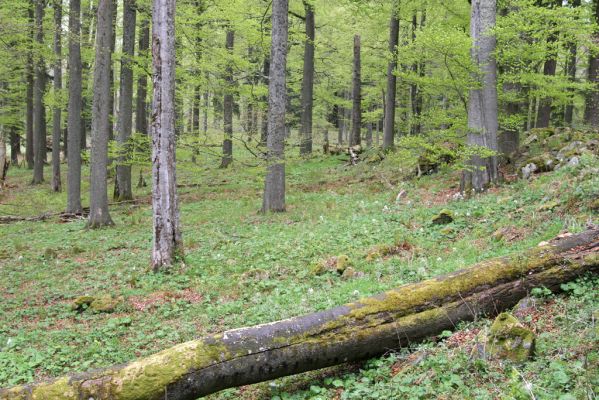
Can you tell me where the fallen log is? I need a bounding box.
[1,229,597,400]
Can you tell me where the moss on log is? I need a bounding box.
[1,229,597,400]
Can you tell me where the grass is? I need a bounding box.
[0,142,597,398]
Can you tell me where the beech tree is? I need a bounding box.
[299,0,315,156]
[114,0,136,201]
[66,0,83,214]
[88,0,114,228]
[262,0,289,213]
[220,30,234,169]
[151,0,182,270]
[462,0,499,193]
[585,0,599,127]
[383,2,400,150]
[32,0,46,184]
[51,0,62,192]
[350,34,361,147]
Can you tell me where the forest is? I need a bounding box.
[0,0,598,399]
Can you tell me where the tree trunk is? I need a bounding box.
[66,0,83,214]
[25,1,35,169]
[585,0,599,127]
[462,0,499,193]
[151,0,182,271]
[220,30,235,169]
[564,0,581,125]
[260,58,269,146]
[351,35,361,147]
[383,3,400,150]
[203,91,209,136]
[108,0,117,143]
[10,128,20,164]
[136,16,150,135]
[32,0,46,184]
[0,136,7,187]
[536,0,561,128]
[3,229,597,400]
[262,0,288,213]
[115,0,136,201]
[299,1,315,156]
[88,0,114,228]
[51,0,62,192]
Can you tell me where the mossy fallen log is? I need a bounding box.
[1,229,597,400]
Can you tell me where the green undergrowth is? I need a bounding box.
[0,145,597,397]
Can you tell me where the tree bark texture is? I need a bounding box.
[462,0,499,193]
[262,0,288,213]
[299,1,315,156]
[32,0,46,184]
[2,229,597,400]
[136,16,150,135]
[151,0,182,271]
[115,0,136,201]
[351,35,361,147]
[220,30,234,169]
[585,0,599,127]
[51,0,62,192]
[26,1,35,169]
[383,4,399,150]
[88,0,114,228]
[66,0,83,214]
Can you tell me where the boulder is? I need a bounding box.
[432,209,454,225]
[486,312,535,363]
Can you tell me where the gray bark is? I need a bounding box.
[10,128,20,164]
[115,0,136,201]
[26,2,35,169]
[51,0,62,192]
[2,229,597,400]
[136,16,150,135]
[67,0,83,214]
[564,0,581,124]
[585,0,599,127]
[299,1,314,156]
[383,4,399,150]
[220,30,234,168]
[151,0,182,270]
[262,0,288,213]
[32,0,46,184]
[260,58,269,146]
[88,0,114,228]
[462,0,499,193]
[351,35,361,147]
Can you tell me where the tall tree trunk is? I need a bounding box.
[220,30,235,168]
[67,0,83,214]
[260,58,269,146]
[32,0,46,184]
[26,1,35,169]
[564,0,581,125]
[0,136,6,187]
[10,128,20,164]
[299,1,315,156]
[383,3,400,150]
[51,0,62,192]
[350,35,361,147]
[262,0,288,213]
[3,229,597,400]
[108,0,117,142]
[115,0,136,201]
[203,91,209,136]
[536,0,561,128]
[585,0,599,127]
[151,0,182,270]
[462,0,499,193]
[88,0,114,228]
[136,16,150,135]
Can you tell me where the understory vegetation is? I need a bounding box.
[1,130,597,399]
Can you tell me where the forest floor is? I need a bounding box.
[0,133,598,399]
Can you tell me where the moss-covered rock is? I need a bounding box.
[71,296,95,311]
[432,209,454,225]
[335,255,351,274]
[486,312,535,363]
[90,295,119,313]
